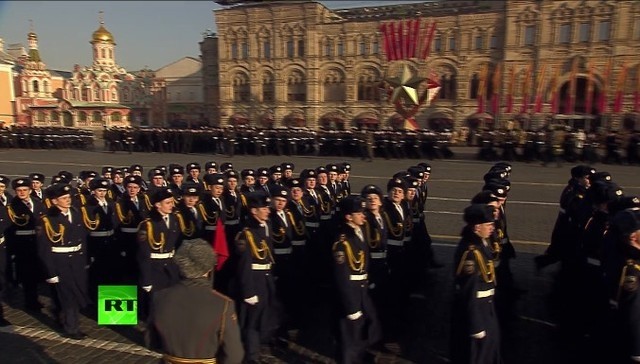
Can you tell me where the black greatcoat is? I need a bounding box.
[136,211,181,291]
[451,226,501,364]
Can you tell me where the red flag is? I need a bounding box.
[549,67,561,114]
[520,64,532,114]
[397,21,404,59]
[490,63,501,116]
[213,218,229,271]
[613,63,627,113]
[566,58,578,114]
[421,21,437,60]
[388,22,397,61]
[598,60,612,114]
[533,64,547,113]
[585,63,594,114]
[477,64,489,113]
[380,23,390,61]
[402,20,410,59]
[505,67,515,113]
[411,18,420,58]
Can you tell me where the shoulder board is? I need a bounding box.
[211,289,234,303]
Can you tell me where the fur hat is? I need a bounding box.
[174,239,216,279]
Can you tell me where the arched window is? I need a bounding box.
[82,87,90,101]
[79,111,87,122]
[50,111,60,122]
[93,111,102,122]
[94,88,101,101]
[32,80,39,93]
[232,72,251,102]
[324,39,333,57]
[262,73,275,102]
[322,69,346,102]
[112,89,118,101]
[43,81,49,93]
[109,49,113,59]
[470,73,480,99]
[36,111,45,122]
[287,70,306,102]
[101,49,106,58]
[111,112,122,122]
[357,68,381,101]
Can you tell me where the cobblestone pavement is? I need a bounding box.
[0,148,637,363]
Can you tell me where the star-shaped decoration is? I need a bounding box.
[385,64,426,105]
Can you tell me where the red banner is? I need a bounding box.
[505,67,515,113]
[533,64,547,113]
[585,63,594,114]
[420,21,437,60]
[411,19,421,58]
[477,64,489,113]
[380,23,391,61]
[490,63,501,116]
[566,58,578,114]
[549,67,561,114]
[520,64,532,114]
[388,22,398,61]
[613,63,627,113]
[597,60,612,114]
[398,21,405,59]
[213,218,228,271]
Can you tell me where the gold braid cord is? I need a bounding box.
[79,194,87,206]
[319,194,331,214]
[383,212,403,238]
[198,203,219,224]
[364,220,381,249]
[272,226,286,244]
[175,213,195,237]
[42,216,65,244]
[7,206,29,226]
[240,194,248,209]
[81,206,100,231]
[244,229,274,263]
[341,240,365,273]
[143,194,152,210]
[115,203,132,224]
[455,246,496,284]
[144,220,166,251]
[286,210,306,236]
[298,200,315,217]
[225,205,236,219]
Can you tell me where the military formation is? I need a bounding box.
[103,126,455,160]
[0,126,95,150]
[0,156,638,363]
[475,126,640,166]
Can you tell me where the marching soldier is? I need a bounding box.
[7,177,46,311]
[332,195,382,364]
[29,173,45,201]
[240,169,257,194]
[146,239,244,364]
[175,183,205,241]
[451,204,501,364]
[0,175,11,207]
[110,169,126,201]
[284,178,309,260]
[382,178,411,304]
[185,162,203,184]
[233,193,280,364]
[37,183,91,340]
[0,189,10,327]
[256,168,271,195]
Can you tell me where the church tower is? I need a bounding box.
[20,20,52,98]
[91,11,116,67]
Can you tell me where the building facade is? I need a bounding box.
[152,56,205,127]
[205,0,640,131]
[0,39,16,125]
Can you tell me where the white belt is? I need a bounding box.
[370,251,387,259]
[291,240,306,246]
[224,219,239,225]
[251,263,272,270]
[90,230,114,237]
[0,236,4,245]
[121,227,139,233]
[15,229,36,236]
[412,218,420,223]
[204,225,218,231]
[387,239,404,247]
[476,288,495,298]
[274,247,293,255]
[150,251,175,259]
[320,215,332,220]
[52,245,81,253]
[587,257,601,266]
[350,273,368,281]
[305,222,320,228]
[403,236,411,242]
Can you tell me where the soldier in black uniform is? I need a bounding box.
[0,191,10,327]
[37,184,91,339]
[174,183,205,242]
[233,193,280,364]
[0,175,11,207]
[136,187,181,320]
[147,239,244,364]
[110,169,126,201]
[185,162,203,184]
[451,204,501,364]
[29,173,46,201]
[332,196,382,364]
[7,177,46,311]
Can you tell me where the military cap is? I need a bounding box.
[417,162,432,174]
[361,184,383,199]
[247,192,271,209]
[387,178,407,192]
[493,162,512,172]
[269,165,283,175]
[46,183,73,199]
[488,165,509,176]
[80,171,98,181]
[170,166,185,176]
[484,183,508,199]
[58,170,74,182]
[392,171,410,180]
[588,181,623,205]
[464,204,495,225]
[611,209,640,237]
[11,177,31,189]
[89,178,110,191]
[186,162,201,171]
[50,175,65,185]
[270,185,289,199]
[149,168,165,178]
[571,165,596,178]
[404,177,420,189]
[326,164,339,173]
[483,171,507,182]
[337,164,348,174]
[471,190,500,204]
[0,175,10,186]
[29,173,45,183]
[205,161,217,171]
[316,166,328,175]
[287,178,303,190]
[122,167,130,174]
[342,162,352,172]
[300,169,317,180]
[124,175,144,187]
[224,170,239,180]
[609,196,640,215]
[182,183,203,196]
[256,168,270,177]
[130,164,143,173]
[156,165,168,174]
[113,168,124,176]
[101,166,114,175]
[219,162,233,173]
[590,171,613,183]
[281,163,295,171]
[240,169,256,179]
[152,187,174,204]
[339,195,366,215]
[407,166,425,179]
[203,173,225,186]
[174,239,216,279]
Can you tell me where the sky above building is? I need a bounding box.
[0,1,425,72]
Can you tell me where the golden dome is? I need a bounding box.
[91,24,115,44]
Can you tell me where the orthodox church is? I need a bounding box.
[12,18,152,127]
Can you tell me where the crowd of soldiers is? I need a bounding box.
[0,156,638,363]
[103,126,455,160]
[476,127,640,166]
[0,126,95,150]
